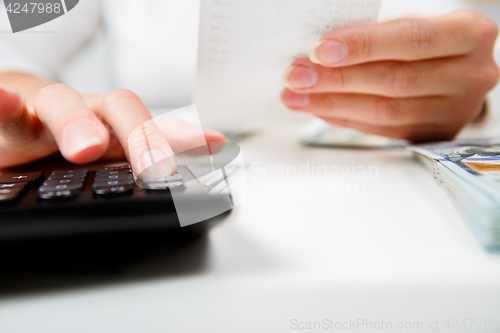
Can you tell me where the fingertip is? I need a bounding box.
[309,39,347,65]
[204,129,229,143]
[0,86,24,124]
[309,41,323,64]
[60,120,110,164]
[281,89,310,110]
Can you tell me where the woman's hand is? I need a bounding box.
[282,9,500,142]
[0,73,227,174]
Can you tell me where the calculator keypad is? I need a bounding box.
[0,182,29,189]
[96,165,131,172]
[38,170,88,199]
[38,190,81,200]
[47,174,86,180]
[93,185,134,196]
[0,193,20,202]
[92,165,133,196]
[0,172,43,183]
[94,174,133,181]
[43,179,85,185]
[93,179,134,188]
[39,183,84,192]
[0,172,43,202]
[0,163,186,202]
[0,188,23,195]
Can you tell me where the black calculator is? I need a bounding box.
[0,156,234,241]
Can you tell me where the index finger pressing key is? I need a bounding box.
[85,90,177,179]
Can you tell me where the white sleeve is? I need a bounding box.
[0,0,101,80]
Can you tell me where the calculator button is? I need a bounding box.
[38,190,80,200]
[94,174,133,181]
[0,172,43,183]
[96,164,131,171]
[39,183,84,192]
[167,173,182,182]
[43,179,85,185]
[0,193,19,202]
[143,181,183,190]
[0,182,28,189]
[92,179,134,188]
[47,174,86,180]
[51,169,87,175]
[141,172,182,183]
[0,188,22,195]
[95,170,131,176]
[93,185,134,196]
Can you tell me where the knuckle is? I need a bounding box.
[374,98,403,124]
[477,16,499,45]
[466,62,500,92]
[353,28,375,59]
[459,9,499,45]
[327,67,346,89]
[401,19,433,56]
[102,89,139,109]
[390,62,419,96]
[481,63,500,89]
[36,83,70,101]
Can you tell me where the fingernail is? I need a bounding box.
[310,40,347,64]
[0,87,23,124]
[141,149,173,178]
[284,65,318,89]
[282,90,309,109]
[63,121,103,155]
[204,129,229,142]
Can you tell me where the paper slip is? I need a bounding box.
[195,0,382,132]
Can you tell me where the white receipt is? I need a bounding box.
[195,0,382,132]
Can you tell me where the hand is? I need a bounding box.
[0,76,227,175]
[281,9,500,142]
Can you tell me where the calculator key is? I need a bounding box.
[142,173,182,182]
[94,174,133,181]
[51,169,87,175]
[92,179,134,188]
[167,173,182,182]
[93,185,134,196]
[95,170,131,176]
[0,188,22,195]
[0,182,29,189]
[143,181,183,190]
[141,172,182,183]
[47,173,86,180]
[38,190,80,200]
[0,193,19,202]
[43,179,85,185]
[0,172,43,183]
[38,183,84,192]
[96,164,131,172]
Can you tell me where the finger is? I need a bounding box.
[0,86,58,168]
[154,118,229,153]
[84,90,177,178]
[34,84,110,164]
[281,89,449,126]
[284,57,479,97]
[318,117,457,142]
[0,86,35,145]
[309,9,499,67]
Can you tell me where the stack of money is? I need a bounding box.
[411,140,500,252]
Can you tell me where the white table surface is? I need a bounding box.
[1,127,500,333]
